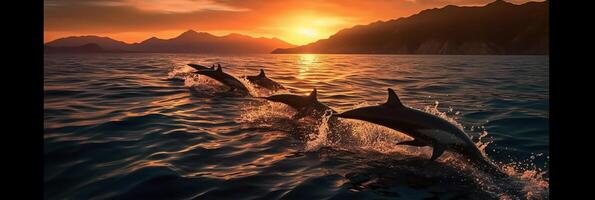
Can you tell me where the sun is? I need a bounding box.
[299,27,318,37]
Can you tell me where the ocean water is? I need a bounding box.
[44,53,549,199]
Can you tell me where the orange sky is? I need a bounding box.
[44,0,539,45]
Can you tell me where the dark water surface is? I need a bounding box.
[44,54,548,199]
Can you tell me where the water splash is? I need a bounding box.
[167,65,225,95]
[167,65,195,81]
[166,65,217,90]
[501,164,549,199]
[304,110,333,151]
[241,98,549,199]
[238,101,296,129]
[168,65,284,97]
[183,75,230,96]
[236,76,281,98]
[422,101,465,130]
[423,101,549,199]
[476,130,493,153]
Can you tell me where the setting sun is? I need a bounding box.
[299,28,318,37]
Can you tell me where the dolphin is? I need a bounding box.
[243,69,285,91]
[263,88,335,119]
[335,88,507,177]
[187,63,214,71]
[194,64,250,95]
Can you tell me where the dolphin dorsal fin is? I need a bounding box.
[258,69,266,77]
[309,88,317,101]
[216,66,223,73]
[384,88,404,108]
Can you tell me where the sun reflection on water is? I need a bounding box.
[297,54,318,80]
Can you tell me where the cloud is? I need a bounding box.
[45,0,249,13]
[111,0,249,13]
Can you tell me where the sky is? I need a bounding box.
[44,0,538,45]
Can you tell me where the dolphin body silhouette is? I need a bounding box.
[244,69,285,91]
[263,89,335,119]
[194,64,250,95]
[335,88,507,177]
[187,63,215,71]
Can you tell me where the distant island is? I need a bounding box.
[272,0,548,55]
[44,30,296,54]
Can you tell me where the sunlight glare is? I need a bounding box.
[299,27,318,37]
[297,54,318,80]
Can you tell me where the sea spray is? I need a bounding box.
[238,101,295,125]
[304,110,333,151]
[423,101,549,199]
[166,65,219,90]
[167,65,223,94]
[236,76,274,97]
[167,65,195,81]
[423,100,465,130]
[237,96,549,199]
[168,64,277,97]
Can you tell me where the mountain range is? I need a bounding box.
[44,30,296,54]
[272,0,548,55]
[45,0,548,55]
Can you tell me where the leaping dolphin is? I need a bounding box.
[244,69,285,91]
[335,88,507,177]
[187,63,215,71]
[194,64,250,95]
[263,88,335,119]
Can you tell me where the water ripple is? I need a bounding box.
[45,54,548,199]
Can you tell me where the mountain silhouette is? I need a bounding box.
[45,36,131,51]
[44,43,99,53]
[129,30,295,53]
[45,30,296,54]
[272,0,548,55]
